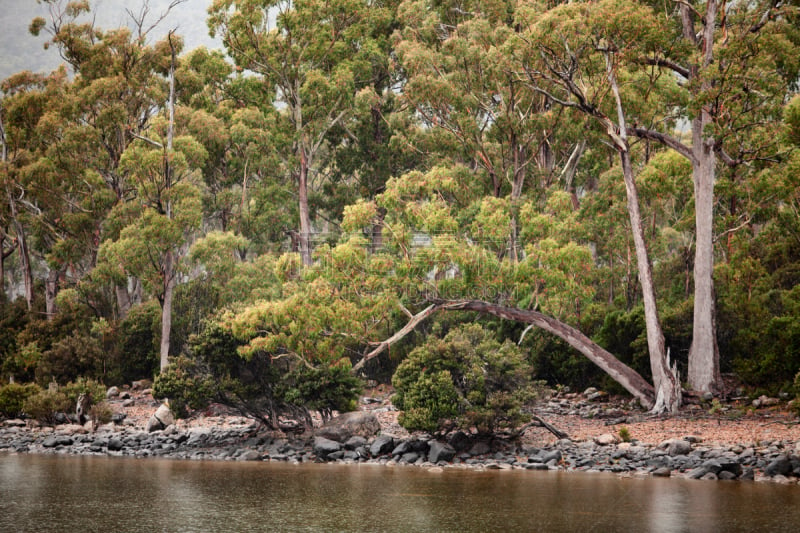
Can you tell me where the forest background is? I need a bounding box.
[1,0,799,431]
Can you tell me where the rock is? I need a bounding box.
[752,395,780,408]
[239,450,262,461]
[659,438,692,456]
[107,438,125,451]
[106,386,120,399]
[312,437,342,459]
[119,391,131,400]
[146,403,174,433]
[541,450,562,464]
[122,399,135,408]
[428,441,456,463]
[391,441,412,457]
[593,433,619,446]
[702,392,714,401]
[583,387,598,396]
[701,472,719,481]
[131,379,152,390]
[447,431,471,452]
[344,436,367,450]
[468,441,491,456]
[652,467,671,477]
[111,413,127,424]
[4,419,25,427]
[587,391,607,401]
[369,435,395,457]
[764,455,792,477]
[718,470,738,481]
[687,466,708,479]
[314,411,380,443]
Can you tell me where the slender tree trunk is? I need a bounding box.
[160,32,178,372]
[298,155,313,266]
[609,60,681,412]
[620,150,681,412]
[45,267,60,320]
[160,251,175,371]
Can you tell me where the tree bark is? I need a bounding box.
[298,153,313,266]
[357,300,657,410]
[160,251,175,371]
[684,1,721,393]
[45,267,60,320]
[687,113,721,392]
[607,59,681,412]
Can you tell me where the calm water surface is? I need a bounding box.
[2,453,799,532]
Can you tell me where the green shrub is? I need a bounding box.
[0,382,41,418]
[88,401,114,426]
[35,335,104,385]
[61,378,106,407]
[23,390,71,424]
[392,323,545,434]
[279,364,362,422]
[152,355,217,418]
[112,300,160,383]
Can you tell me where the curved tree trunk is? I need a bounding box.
[356,300,657,410]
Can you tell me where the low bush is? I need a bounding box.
[23,390,71,424]
[393,323,545,435]
[0,382,41,418]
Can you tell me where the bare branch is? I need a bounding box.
[631,127,695,162]
[352,304,437,372]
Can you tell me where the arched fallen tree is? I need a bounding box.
[354,299,683,413]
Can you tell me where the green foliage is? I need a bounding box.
[280,364,362,422]
[152,355,217,418]
[0,382,41,418]
[22,389,71,425]
[392,323,543,434]
[112,301,161,384]
[60,378,106,407]
[35,334,104,385]
[153,322,362,427]
[618,426,631,443]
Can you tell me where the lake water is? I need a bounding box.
[2,454,799,532]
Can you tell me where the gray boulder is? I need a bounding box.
[369,435,395,457]
[314,411,380,443]
[313,437,342,459]
[106,386,120,399]
[659,438,692,456]
[764,455,792,477]
[428,441,456,463]
[146,403,175,433]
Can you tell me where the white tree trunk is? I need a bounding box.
[687,114,721,392]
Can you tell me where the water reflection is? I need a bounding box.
[1,454,799,532]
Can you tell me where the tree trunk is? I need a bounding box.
[45,267,60,320]
[11,217,33,310]
[687,114,721,393]
[357,300,657,410]
[160,251,175,371]
[298,154,313,266]
[685,1,721,393]
[619,151,681,413]
[608,59,681,412]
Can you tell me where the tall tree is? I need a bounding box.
[516,0,683,410]
[209,0,394,265]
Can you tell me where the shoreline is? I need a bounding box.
[2,386,799,484]
[2,416,800,485]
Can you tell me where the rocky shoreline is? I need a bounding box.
[2,411,800,485]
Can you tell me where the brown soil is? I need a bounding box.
[111,385,800,448]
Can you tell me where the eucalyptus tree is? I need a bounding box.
[30,0,186,318]
[394,0,587,260]
[209,0,396,265]
[0,70,70,308]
